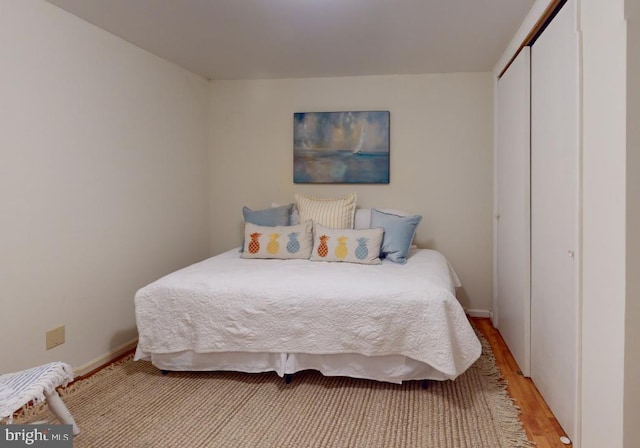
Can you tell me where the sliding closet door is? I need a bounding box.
[530,0,579,441]
[496,47,531,376]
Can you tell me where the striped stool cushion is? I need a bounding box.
[0,362,74,423]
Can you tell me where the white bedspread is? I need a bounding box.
[134,248,481,380]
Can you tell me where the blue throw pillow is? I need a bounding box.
[243,204,292,226]
[370,209,422,264]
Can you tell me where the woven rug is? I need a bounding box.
[13,333,533,448]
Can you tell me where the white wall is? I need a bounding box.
[624,1,640,446]
[208,74,494,313]
[580,0,628,446]
[0,0,210,373]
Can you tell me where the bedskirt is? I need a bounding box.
[134,349,452,384]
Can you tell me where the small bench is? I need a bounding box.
[0,362,79,435]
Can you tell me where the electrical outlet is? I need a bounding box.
[46,325,65,350]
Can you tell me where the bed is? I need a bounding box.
[133,246,482,384]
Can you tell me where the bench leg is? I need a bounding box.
[44,390,80,436]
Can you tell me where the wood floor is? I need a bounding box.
[471,317,572,448]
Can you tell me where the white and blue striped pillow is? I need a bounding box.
[295,193,357,229]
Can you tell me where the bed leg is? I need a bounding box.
[284,374,293,384]
[421,380,430,389]
[161,370,170,375]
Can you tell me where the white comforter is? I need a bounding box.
[134,248,481,380]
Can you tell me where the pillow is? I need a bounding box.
[310,224,383,265]
[370,209,422,264]
[243,204,293,226]
[354,208,416,229]
[271,202,300,225]
[241,221,313,259]
[295,193,357,229]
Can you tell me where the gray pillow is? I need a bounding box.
[243,204,293,226]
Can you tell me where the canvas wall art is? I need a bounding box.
[293,111,390,184]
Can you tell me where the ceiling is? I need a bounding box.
[45,0,534,80]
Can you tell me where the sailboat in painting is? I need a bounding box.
[352,126,365,154]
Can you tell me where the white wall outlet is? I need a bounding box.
[46,325,65,350]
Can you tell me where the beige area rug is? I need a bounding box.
[14,334,533,448]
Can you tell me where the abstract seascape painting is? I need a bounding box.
[294,111,390,184]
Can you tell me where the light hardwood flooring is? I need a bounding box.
[471,317,572,448]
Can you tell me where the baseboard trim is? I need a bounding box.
[74,338,138,377]
[465,309,492,318]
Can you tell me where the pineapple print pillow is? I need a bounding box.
[310,224,384,265]
[241,221,313,259]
